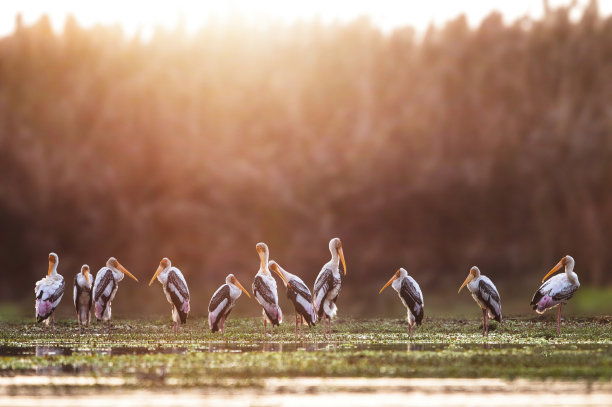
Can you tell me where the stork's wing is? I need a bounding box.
[552,284,578,302]
[288,279,312,303]
[253,275,275,305]
[400,278,424,325]
[313,268,334,317]
[477,279,502,322]
[94,269,115,302]
[209,284,230,312]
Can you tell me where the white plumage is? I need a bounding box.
[35,252,65,331]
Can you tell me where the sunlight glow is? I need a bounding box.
[0,0,608,38]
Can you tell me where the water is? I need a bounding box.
[0,342,608,356]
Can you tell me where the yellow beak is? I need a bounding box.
[379,274,396,294]
[117,262,138,282]
[47,261,53,276]
[84,270,91,286]
[149,265,163,286]
[269,264,289,286]
[542,260,564,283]
[458,273,474,293]
[339,247,347,275]
[232,276,251,298]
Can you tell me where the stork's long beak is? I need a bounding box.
[269,264,289,285]
[458,273,474,293]
[379,274,396,294]
[47,261,53,276]
[84,270,91,285]
[542,260,564,283]
[338,247,347,275]
[149,266,163,286]
[117,262,138,282]
[232,276,251,298]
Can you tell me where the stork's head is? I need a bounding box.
[108,257,139,282]
[256,242,268,257]
[268,260,289,286]
[227,273,251,298]
[149,257,171,286]
[81,265,91,285]
[48,252,58,275]
[329,238,346,275]
[379,267,408,294]
[541,255,574,282]
[458,266,480,293]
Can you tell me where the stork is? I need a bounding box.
[149,257,191,334]
[73,265,92,334]
[379,268,424,338]
[252,242,283,335]
[530,255,580,335]
[458,266,502,336]
[208,274,250,334]
[313,237,346,336]
[92,257,138,332]
[35,252,65,332]
[269,260,316,336]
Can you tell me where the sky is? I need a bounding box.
[0,0,608,38]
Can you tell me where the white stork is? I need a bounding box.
[149,257,191,334]
[92,257,138,331]
[379,268,424,338]
[313,237,346,336]
[252,242,283,335]
[458,266,502,336]
[268,260,316,337]
[35,252,65,332]
[73,264,92,334]
[530,255,580,335]
[208,274,251,334]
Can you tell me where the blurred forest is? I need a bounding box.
[1,1,611,317]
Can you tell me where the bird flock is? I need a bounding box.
[34,238,580,337]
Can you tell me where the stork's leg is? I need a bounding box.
[485,311,489,337]
[51,313,55,332]
[295,313,298,337]
[300,315,303,337]
[557,303,562,336]
[77,311,81,335]
[263,318,267,336]
[409,324,413,338]
[481,309,486,336]
[328,316,332,336]
[108,319,111,333]
[322,316,326,336]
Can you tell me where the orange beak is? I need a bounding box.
[458,273,474,294]
[231,276,251,298]
[542,258,565,283]
[149,265,163,286]
[116,261,138,282]
[338,247,346,275]
[379,273,397,294]
[269,263,289,286]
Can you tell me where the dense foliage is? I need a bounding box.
[1,1,611,314]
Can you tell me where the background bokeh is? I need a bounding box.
[1,1,612,320]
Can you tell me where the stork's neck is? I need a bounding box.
[259,251,269,275]
[564,259,578,283]
[49,262,58,276]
